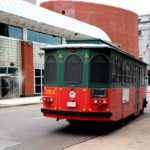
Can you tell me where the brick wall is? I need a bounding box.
[21,41,34,96]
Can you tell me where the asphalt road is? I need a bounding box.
[0,97,150,150]
[0,104,112,150]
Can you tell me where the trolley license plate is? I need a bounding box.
[67,102,76,107]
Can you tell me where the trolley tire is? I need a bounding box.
[117,119,127,127]
[140,107,144,115]
[140,98,148,115]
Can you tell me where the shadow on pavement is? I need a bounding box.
[50,112,150,137]
[51,121,123,136]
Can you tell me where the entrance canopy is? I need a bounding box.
[0,0,111,41]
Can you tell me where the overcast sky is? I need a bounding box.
[37,0,150,15]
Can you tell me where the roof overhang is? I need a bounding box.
[0,0,111,41]
[41,43,110,50]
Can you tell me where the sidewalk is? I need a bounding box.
[64,117,150,150]
[0,96,42,108]
[64,93,150,150]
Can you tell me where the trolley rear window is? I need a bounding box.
[64,54,82,83]
[45,55,57,83]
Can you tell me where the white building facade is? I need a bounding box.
[0,0,110,99]
[139,14,150,90]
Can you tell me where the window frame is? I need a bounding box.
[27,29,62,45]
[34,68,44,95]
[0,23,23,39]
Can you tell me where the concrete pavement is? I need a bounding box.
[64,117,150,150]
[0,96,42,108]
[0,94,150,150]
[64,93,150,150]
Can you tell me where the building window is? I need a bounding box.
[27,30,39,42]
[27,29,62,45]
[8,68,18,76]
[138,30,142,36]
[0,67,7,74]
[138,18,141,22]
[8,26,22,39]
[62,10,65,14]
[0,23,22,39]
[0,23,8,36]
[0,67,19,76]
[51,36,62,45]
[34,69,44,95]
[39,32,51,44]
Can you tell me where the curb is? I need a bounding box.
[0,102,42,108]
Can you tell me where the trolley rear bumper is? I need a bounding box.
[41,108,112,117]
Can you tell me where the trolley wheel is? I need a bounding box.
[140,98,148,115]
[140,103,145,115]
[117,119,126,127]
[140,105,144,115]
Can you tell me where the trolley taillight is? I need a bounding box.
[42,96,54,105]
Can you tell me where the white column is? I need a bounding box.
[23,28,27,41]
[62,37,66,44]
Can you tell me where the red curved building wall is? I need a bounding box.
[41,0,139,58]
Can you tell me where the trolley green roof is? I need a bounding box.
[41,38,146,65]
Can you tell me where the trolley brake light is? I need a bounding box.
[42,97,54,105]
[94,99,108,106]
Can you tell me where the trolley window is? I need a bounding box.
[45,55,57,83]
[90,54,109,83]
[64,54,82,83]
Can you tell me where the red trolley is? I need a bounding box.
[41,38,147,123]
